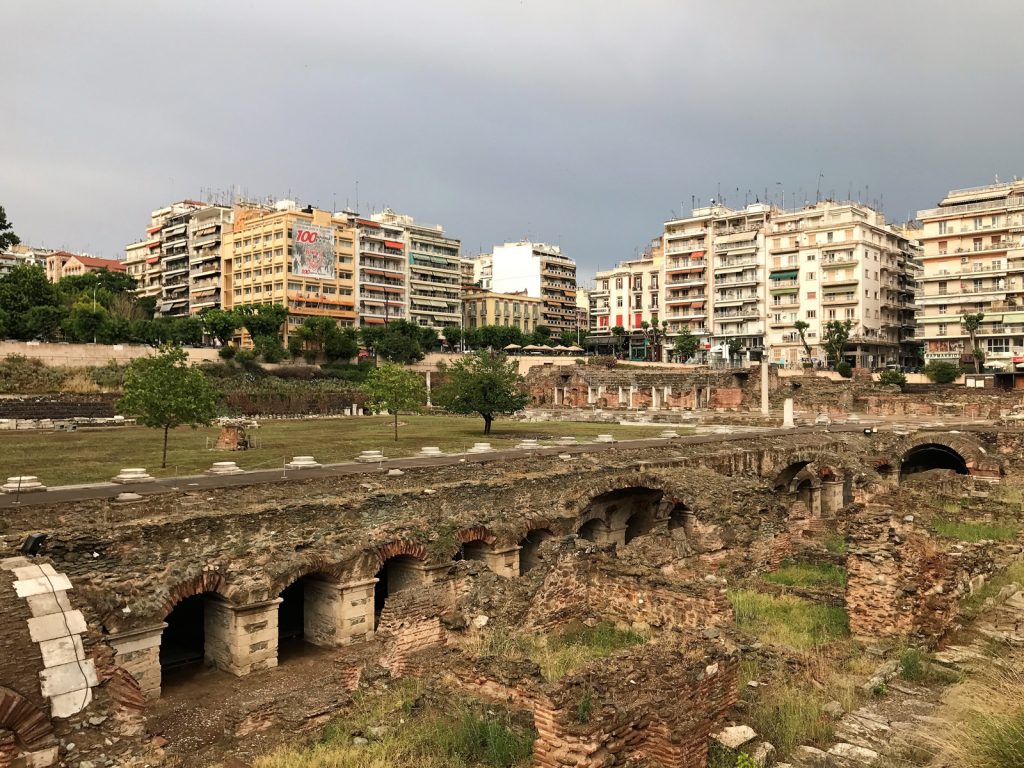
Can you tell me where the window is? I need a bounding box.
[973,217,983,230]
[806,310,816,319]
[826,232,834,243]
[806,272,815,281]
[602,280,609,290]
[938,281,947,294]
[974,238,983,251]
[827,309,837,320]
[845,308,855,320]
[615,277,623,289]
[807,291,816,299]
[938,240,948,255]
[939,304,947,315]
[988,337,1010,353]
[938,221,949,234]
[633,276,643,290]
[807,253,816,261]
[616,297,623,307]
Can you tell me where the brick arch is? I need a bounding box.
[455,526,497,546]
[891,433,995,477]
[768,449,853,489]
[268,555,343,597]
[371,540,429,570]
[157,570,237,620]
[0,687,55,754]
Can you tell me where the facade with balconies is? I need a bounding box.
[188,205,232,315]
[490,241,578,333]
[765,200,919,368]
[917,179,1024,366]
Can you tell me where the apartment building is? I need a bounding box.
[188,205,233,315]
[490,242,577,332]
[124,200,208,315]
[371,209,461,330]
[661,203,770,361]
[916,180,1024,366]
[350,215,407,326]
[459,257,478,287]
[222,201,357,341]
[0,245,51,277]
[765,201,919,368]
[467,254,492,289]
[590,249,664,333]
[462,288,542,333]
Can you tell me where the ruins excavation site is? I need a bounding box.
[4,371,1024,768]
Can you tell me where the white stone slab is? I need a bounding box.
[12,563,60,580]
[37,634,85,668]
[13,573,73,598]
[18,745,60,768]
[27,610,87,642]
[39,658,97,697]
[49,687,93,719]
[26,590,74,618]
[713,725,758,750]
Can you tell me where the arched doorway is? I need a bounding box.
[900,444,969,481]
[666,503,691,533]
[519,529,553,575]
[624,510,656,543]
[773,461,811,491]
[373,555,423,628]
[577,518,609,542]
[161,593,215,685]
[452,540,489,562]
[277,573,336,661]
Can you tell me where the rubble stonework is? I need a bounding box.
[845,503,999,640]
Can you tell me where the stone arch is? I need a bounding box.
[267,555,341,600]
[892,433,999,481]
[274,562,342,657]
[451,525,498,562]
[518,527,555,575]
[0,687,55,756]
[158,570,237,621]
[574,485,667,546]
[371,541,429,627]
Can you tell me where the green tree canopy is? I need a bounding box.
[0,265,60,339]
[295,317,359,362]
[793,320,813,359]
[362,319,434,364]
[962,312,985,374]
[0,205,20,251]
[822,320,853,367]
[362,362,427,441]
[434,351,528,435]
[117,345,220,467]
[923,359,962,385]
[200,308,242,346]
[673,327,699,362]
[236,303,288,341]
[63,304,108,343]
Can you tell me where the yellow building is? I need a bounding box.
[222,202,356,342]
[462,288,542,333]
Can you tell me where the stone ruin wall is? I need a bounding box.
[845,503,1001,641]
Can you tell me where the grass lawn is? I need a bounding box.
[0,415,674,487]
[763,560,848,589]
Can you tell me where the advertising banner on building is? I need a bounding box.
[291,222,335,279]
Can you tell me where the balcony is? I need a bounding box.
[664,241,706,255]
[821,275,859,286]
[714,239,759,252]
[823,293,858,305]
[666,275,706,288]
[771,297,799,308]
[918,195,1024,220]
[821,253,857,267]
[769,279,799,289]
[716,275,759,287]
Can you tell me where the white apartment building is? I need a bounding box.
[661,203,769,361]
[188,205,233,314]
[352,214,408,326]
[490,242,577,332]
[765,201,919,368]
[0,245,51,277]
[371,209,461,330]
[916,180,1024,366]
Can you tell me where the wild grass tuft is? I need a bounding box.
[763,561,847,588]
[933,519,1019,542]
[729,590,849,650]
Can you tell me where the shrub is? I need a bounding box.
[218,345,237,360]
[924,359,962,384]
[586,355,618,368]
[879,369,907,388]
[835,361,853,378]
[763,561,847,588]
[728,590,849,650]
[0,354,67,393]
[254,336,286,363]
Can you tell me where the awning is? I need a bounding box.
[770,270,799,279]
[192,289,217,298]
[716,231,758,245]
[146,256,159,264]
[384,240,405,249]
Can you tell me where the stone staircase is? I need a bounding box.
[780,582,1024,768]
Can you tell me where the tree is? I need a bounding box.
[200,308,242,346]
[793,320,813,360]
[727,338,743,364]
[442,325,464,352]
[64,304,108,343]
[610,326,626,358]
[117,345,219,468]
[879,370,907,389]
[323,326,358,362]
[434,351,528,435]
[0,206,20,251]
[962,312,985,374]
[673,327,699,362]
[923,359,962,385]
[532,325,553,344]
[171,316,204,347]
[822,320,853,367]
[236,303,288,344]
[362,362,427,441]
[22,305,64,341]
[363,319,432,364]
[0,265,60,339]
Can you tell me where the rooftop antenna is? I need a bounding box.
[816,170,824,203]
[355,180,359,214]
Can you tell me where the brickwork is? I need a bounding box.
[846,503,998,640]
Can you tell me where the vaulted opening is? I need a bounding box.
[373,555,422,628]
[160,593,213,684]
[518,529,553,575]
[900,444,969,481]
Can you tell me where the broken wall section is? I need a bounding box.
[846,504,998,641]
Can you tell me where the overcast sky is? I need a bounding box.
[4,0,1024,282]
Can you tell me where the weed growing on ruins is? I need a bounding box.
[256,679,533,768]
[993,484,1024,513]
[898,647,961,685]
[747,684,835,755]
[707,746,758,768]
[933,519,1020,542]
[961,559,1024,618]
[823,533,847,555]
[575,690,593,723]
[763,560,847,589]
[728,590,849,650]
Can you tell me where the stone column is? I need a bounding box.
[107,623,166,699]
[821,479,844,516]
[651,386,658,408]
[618,386,624,405]
[692,385,699,410]
[552,387,560,406]
[425,371,432,407]
[204,597,281,677]
[809,486,822,518]
[783,398,794,428]
[629,386,636,407]
[303,576,378,648]
[761,359,770,415]
[664,386,672,408]
[481,546,520,578]
[587,387,595,405]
